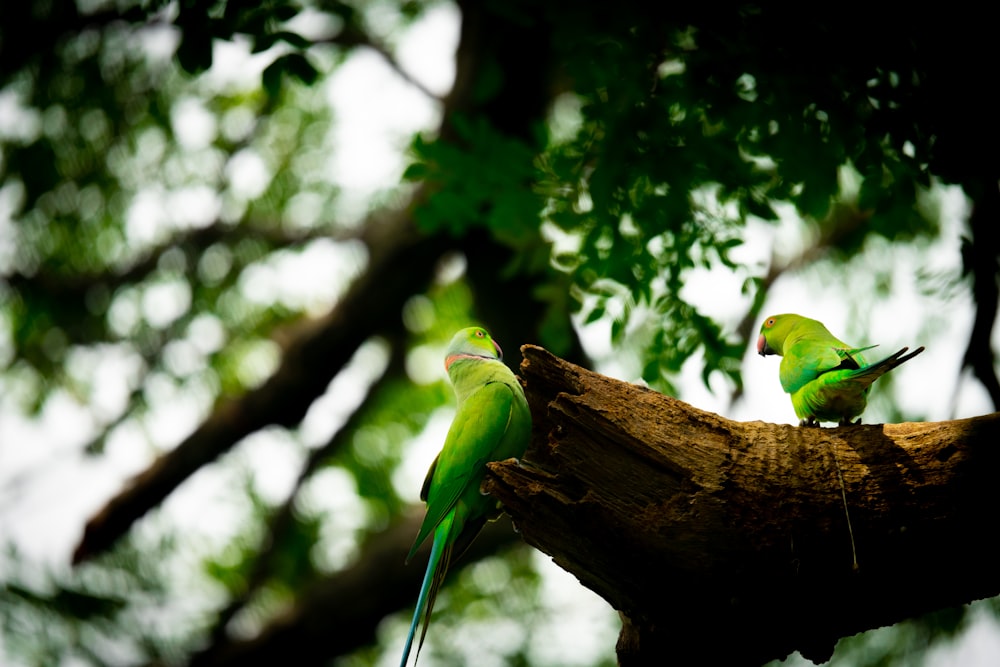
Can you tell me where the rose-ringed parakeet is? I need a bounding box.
[757,313,924,426]
[399,327,532,667]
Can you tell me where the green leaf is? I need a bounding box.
[584,305,606,324]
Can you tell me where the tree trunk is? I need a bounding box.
[484,345,1000,666]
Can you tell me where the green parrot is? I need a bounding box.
[399,327,532,667]
[757,313,924,426]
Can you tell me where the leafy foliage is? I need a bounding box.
[0,538,182,665]
[406,114,544,246]
[527,9,945,393]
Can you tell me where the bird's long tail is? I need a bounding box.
[400,515,454,667]
[855,346,926,385]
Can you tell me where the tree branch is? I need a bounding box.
[200,331,409,645]
[186,514,522,667]
[322,25,443,103]
[72,209,453,564]
[3,222,340,303]
[961,181,1000,410]
[485,345,1000,666]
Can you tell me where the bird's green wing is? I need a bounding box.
[418,453,439,503]
[406,380,515,562]
[780,340,840,394]
[783,340,881,393]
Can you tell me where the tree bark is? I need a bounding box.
[484,345,1000,666]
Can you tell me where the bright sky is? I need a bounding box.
[1,3,999,666]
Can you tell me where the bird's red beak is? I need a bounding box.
[756,333,769,356]
[493,339,503,361]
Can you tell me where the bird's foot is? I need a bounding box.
[799,418,820,428]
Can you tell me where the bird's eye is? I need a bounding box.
[766,318,775,327]
[475,330,485,338]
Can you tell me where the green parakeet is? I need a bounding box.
[757,313,924,426]
[399,327,532,667]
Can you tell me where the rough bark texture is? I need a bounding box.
[484,345,1000,666]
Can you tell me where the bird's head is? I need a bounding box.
[445,327,503,370]
[757,313,800,357]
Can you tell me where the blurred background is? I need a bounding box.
[1,1,998,665]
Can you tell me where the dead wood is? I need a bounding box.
[485,345,1000,666]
